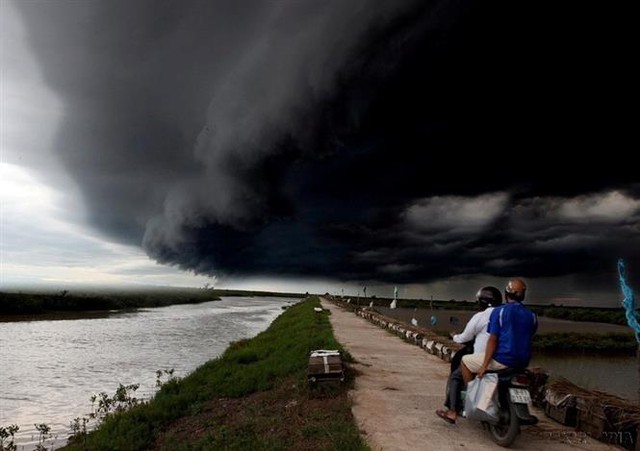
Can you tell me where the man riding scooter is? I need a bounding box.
[461,278,538,384]
[459,279,538,446]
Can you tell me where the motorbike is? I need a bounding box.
[481,368,539,447]
[448,342,538,447]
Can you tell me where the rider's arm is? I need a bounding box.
[452,312,481,343]
[477,333,497,378]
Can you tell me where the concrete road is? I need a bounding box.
[320,298,622,451]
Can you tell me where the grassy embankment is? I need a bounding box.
[61,296,366,451]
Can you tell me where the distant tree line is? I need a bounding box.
[0,290,220,315]
[528,305,628,326]
[533,332,636,353]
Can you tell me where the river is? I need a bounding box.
[0,296,296,450]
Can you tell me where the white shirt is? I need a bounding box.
[452,307,494,353]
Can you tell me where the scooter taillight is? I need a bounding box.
[511,374,530,387]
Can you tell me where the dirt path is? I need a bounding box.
[320,298,622,451]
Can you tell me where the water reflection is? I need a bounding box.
[531,352,638,401]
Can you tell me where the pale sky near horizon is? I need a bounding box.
[0,1,223,291]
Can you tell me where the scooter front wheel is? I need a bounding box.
[488,400,520,447]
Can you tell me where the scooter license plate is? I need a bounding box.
[509,388,531,404]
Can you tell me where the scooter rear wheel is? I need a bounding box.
[489,400,520,447]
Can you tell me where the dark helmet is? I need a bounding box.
[505,278,527,302]
[476,286,502,308]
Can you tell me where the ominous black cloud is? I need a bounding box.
[14,0,637,286]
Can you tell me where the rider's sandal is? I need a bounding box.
[436,409,456,424]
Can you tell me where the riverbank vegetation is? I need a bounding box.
[533,332,637,353]
[0,288,303,317]
[529,305,627,326]
[58,296,365,450]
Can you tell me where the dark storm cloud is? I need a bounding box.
[14,0,637,285]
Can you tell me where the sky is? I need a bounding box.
[0,0,636,306]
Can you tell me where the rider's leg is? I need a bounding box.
[448,367,465,414]
[461,360,474,384]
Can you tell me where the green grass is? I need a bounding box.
[61,296,367,451]
[532,305,628,325]
[533,332,637,352]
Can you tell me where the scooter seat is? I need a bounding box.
[485,367,526,377]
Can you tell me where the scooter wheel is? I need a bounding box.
[489,401,520,447]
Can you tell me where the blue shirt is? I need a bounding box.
[487,302,537,368]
